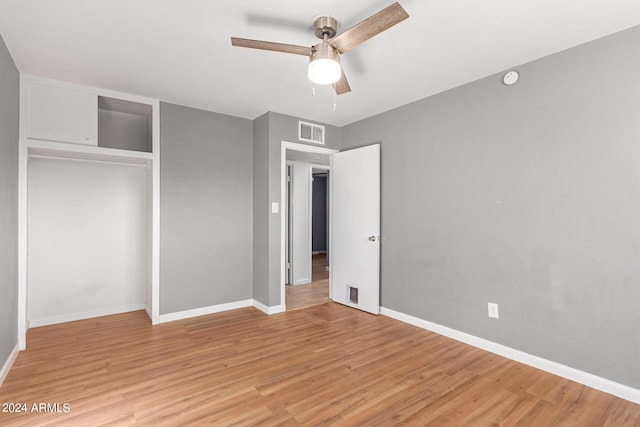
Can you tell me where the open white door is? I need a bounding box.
[331,144,380,314]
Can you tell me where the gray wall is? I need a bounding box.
[160,102,253,314]
[342,25,640,389]
[252,113,269,305]
[264,112,341,306]
[0,34,19,370]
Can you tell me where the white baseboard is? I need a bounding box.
[157,299,253,323]
[144,304,152,318]
[156,299,286,324]
[253,300,285,315]
[29,304,146,328]
[292,278,311,286]
[381,307,640,405]
[0,344,20,386]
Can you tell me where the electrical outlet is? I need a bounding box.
[488,302,499,319]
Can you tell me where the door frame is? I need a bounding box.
[285,162,293,285]
[280,141,338,308]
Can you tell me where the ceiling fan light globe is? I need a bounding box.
[308,58,341,85]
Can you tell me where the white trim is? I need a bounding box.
[280,141,338,310]
[291,278,311,286]
[381,307,640,405]
[17,74,28,350]
[144,304,152,318]
[0,344,20,386]
[156,300,253,324]
[285,162,291,286]
[308,164,313,290]
[28,152,150,167]
[329,154,333,304]
[253,300,286,315]
[151,99,160,325]
[27,139,153,163]
[29,304,146,328]
[148,299,285,323]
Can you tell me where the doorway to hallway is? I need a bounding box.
[280,141,381,315]
[285,160,330,311]
[286,253,329,310]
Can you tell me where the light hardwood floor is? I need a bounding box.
[286,253,329,311]
[1,303,639,426]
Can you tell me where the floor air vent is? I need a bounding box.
[299,121,325,144]
[348,286,359,304]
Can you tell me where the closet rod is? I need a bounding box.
[29,153,150,168]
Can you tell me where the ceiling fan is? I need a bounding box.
[231,2,409,95]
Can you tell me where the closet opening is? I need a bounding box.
[26,155,151,327]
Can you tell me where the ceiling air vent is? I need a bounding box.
[298,121,325,145]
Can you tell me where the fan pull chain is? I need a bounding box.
[333,87,337,111]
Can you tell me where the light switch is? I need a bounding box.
[488,302,499,319]
[271,202,279,213]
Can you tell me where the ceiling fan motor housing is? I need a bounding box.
[310,41,339,63]
[313,16,338,39]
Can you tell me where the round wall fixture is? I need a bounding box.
[502,70,519,86]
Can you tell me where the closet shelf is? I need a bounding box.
[27,138,153,165]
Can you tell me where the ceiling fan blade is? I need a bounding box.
[231,37,311,56]
[334,66,351,95]
[330,2,409,54]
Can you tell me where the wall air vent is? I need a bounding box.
[298,121,325,145]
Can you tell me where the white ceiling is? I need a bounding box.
[1,1,640,126]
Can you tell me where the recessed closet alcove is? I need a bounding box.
[18,76,160,344]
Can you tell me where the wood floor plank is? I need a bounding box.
[603,397,640,426]
[0,302,638,426]
[286,254,330,310]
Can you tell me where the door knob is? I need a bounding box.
[368,235,377,242]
